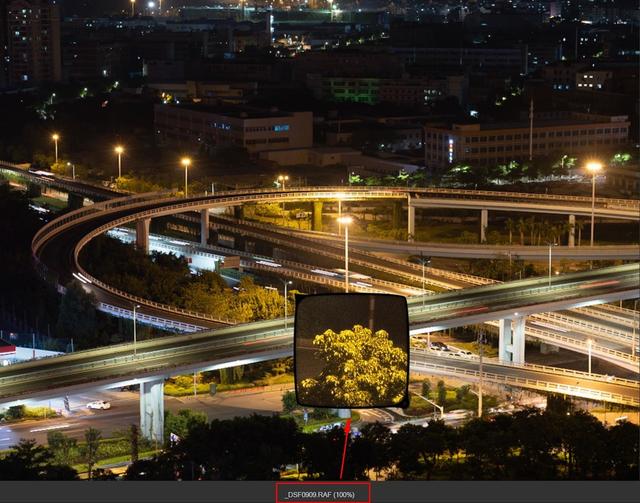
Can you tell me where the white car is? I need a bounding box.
[457,350,474,358]
[86,400,111,410]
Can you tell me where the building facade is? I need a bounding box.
[425,113,630,169]
[5,0,61,85]
[154,104,313,154]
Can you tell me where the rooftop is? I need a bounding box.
[158,103,298,119]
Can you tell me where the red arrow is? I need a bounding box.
[339,418,351,480]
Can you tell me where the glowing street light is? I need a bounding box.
[277,174,289,190]
[51,133,59,163]
[130,0,136,17]
[586,338,593,374]
[585,161,603,247]
[181,157,191,198]
[114,145,124,178]
[337,216,353,292]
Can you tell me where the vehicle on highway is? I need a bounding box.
[430,341,448,350]
[457,350,474,358]
[444,409,473,420]
[86,400,111,410]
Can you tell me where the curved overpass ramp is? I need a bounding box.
[0,319,637,407]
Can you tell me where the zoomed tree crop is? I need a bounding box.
[299,324,408,407]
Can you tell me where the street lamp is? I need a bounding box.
[586,338,593,374]
[547,241,557,286]
[415,255,431,308]
[114,145,124,178]
[412,391,444,419]
[130,0,136,16]
[477,331,485,418]
[52,133,59,163]
[181,157,191,197]
[67,161,75,180]
[337,216,353,292]
[585,161,602,247]
[632,300,638,358]
[280,279,292,330]
[133,304,141,356]
[277,174,289,190]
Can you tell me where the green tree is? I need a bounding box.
[421,380,432,398]
[299,324,408,407]
[55,281,97,343]
[82,428,101,480]
[164,409,207,444]
[47,431,76,466]
[456,384,471,401]
[129,425,139,464]
[0,439,78,480]
[282,390,298,413]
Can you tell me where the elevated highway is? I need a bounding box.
[1,267,638,408]
[30,187,639,364]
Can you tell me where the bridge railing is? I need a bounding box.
[481,321,639,365]
[410,348,639,387]
[531,312,634,342]
[410,359,639,407]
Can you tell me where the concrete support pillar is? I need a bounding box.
[407,196,415,242]
[480,208,488,243]
[312,201,323,231]
[498,318,513,362]
[135,218,151,254]
[27,182,42,198]
[392,200,402,230]
[200,209,210,246]
[512,316,526,364]
[67,193,84,210]
[498,316,526,363]
[140,379,164,443]
[233,205,244,220]
[568,214,575,247]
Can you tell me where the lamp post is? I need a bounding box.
[67,162,75,180]
[477,331,484,418]
[337,216,353,292]
[632,300,638,358]
[413,392,443,419]
[181,157,191,197]
[277,174,289,190]
[52,133,59,163]
[585,161,602,247]
[280,279,292,330]
[133,304,141,356]
[130,0,136,16]
[114,145,124,178]
[547,241,556,286]
[415,255,431,308]
[587,338,593,374]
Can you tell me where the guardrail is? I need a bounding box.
[531,312,634,343]
[410,348,639,387]
[410,359,639,407]
[98,303,205,333]
[481,320,639,365]
[575,306,640,329]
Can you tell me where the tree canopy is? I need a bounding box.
[299,324,407,407]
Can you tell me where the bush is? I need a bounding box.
[5,405,25,421]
